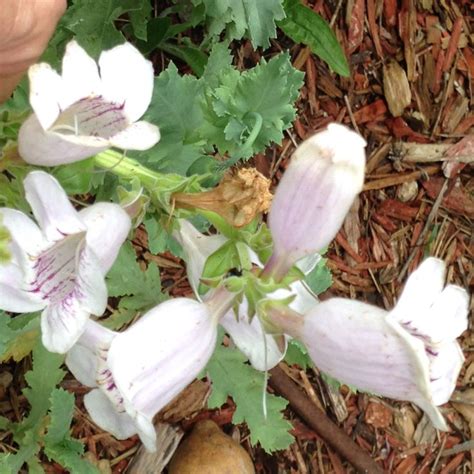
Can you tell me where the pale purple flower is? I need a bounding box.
[18,41,160,166]
[0,171,130,353]
[274,258,469,430]
[266,123,366,279]
[66,298,219,451]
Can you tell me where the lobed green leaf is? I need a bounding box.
[206,338,294,452]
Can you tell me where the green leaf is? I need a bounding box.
[284,340,313,369]
[161,43,208,77]
[102,307,136,330]
[201,52,304,164]
[206,341,293,452]
[279,0,349,77]
[135,62,206,174]
[201,43,233,88]
[45,389,75,445]
[304,257,332,295]
[44,389,99,474]
[64,0,144,58]
[26,456,45,474]
[53,158,95,194]
[193,0,285,48]
[22,343,65,430]
[0,313,40,362]
[129,0,152,40]
[0,443,41,474]
[106,241,164,311]
[202,241,239,280]
[143,215,182,255]
[45,441,98,474]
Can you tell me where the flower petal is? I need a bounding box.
[426,285,469,344]
[23,171,86,241]
[61,41,101,107]
[133,412,158,452]
[18,114,108,166]
[28,63,64,129]
[65,344,98,387]
[0,208,45,256]
[41,303,91,353]
[107,299,217,433]
[429,341,464,405]
[75,246,108,316]
[65,320,116,387]
[301,298,434,404]
[79,203,131,274]
[391,257,445,324]
[296,253,321,274]
[273,280,318,315]
[84,389,139,439]
[0,263,44,312]
[99,43,154,122]
[109,121,160,150]
[221,306,285,371]
[173,220,227,296]
[390,258,468,346]
[40,246,107,353]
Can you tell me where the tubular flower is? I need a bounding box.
[66,298,219,451]
[276,258,468,430]
[173,219,318,371]
[266,123,366,279]
[18,40,160,166]
[0,171,130,353]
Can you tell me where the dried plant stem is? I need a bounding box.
[269,366,384,474]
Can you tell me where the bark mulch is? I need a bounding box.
[1,0,472,472]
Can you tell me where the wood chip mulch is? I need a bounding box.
[0,0,472,472]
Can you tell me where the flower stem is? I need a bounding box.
[260,252,291,282]
[204,285,240,324]
[93,150,162,189]
[266,305,304,338]
[241,112,263,153]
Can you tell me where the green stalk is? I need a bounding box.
[93,150,162,189]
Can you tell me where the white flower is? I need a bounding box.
[266,123,366,279]
[0,171,130,353]
[18,41,160,166]
[281,258,468,430]
[66,298,218,451]
[173,219,318,371]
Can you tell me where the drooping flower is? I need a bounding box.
[18,40,160,166]
[266,123,366,280]
[271,257,469,430]
[66,297,221,451]
[173,219,318,371]
[0,171,130,353]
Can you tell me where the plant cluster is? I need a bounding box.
[0,1,469,472]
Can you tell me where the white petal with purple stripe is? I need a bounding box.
[18,40,160,166]
[0,171,130,353]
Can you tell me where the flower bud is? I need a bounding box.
[267,123,366,279]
